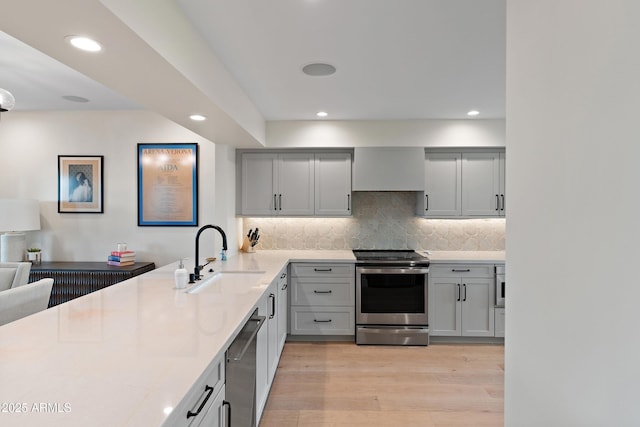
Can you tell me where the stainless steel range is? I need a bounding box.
[353,250,430,346]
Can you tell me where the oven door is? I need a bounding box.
[356,266,429,326]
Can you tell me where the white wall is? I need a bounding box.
[0,110,240,268]
[266,119,505,148]
[506,1,640,425]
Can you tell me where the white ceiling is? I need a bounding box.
[0,31,141,111]
[0,0,505,143]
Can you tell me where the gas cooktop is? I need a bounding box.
[352,249,430,267]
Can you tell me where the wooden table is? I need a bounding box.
[29,261,156,307]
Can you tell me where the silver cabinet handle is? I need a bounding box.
[223,401,231,427]
[451,269,471,272]
[347,194,351,211]
[425,194,429,211]
[273,194,277,211]
[279,194,282,210]
[501,194,505,211]
[313,290,333,294]
[314,268,332,272]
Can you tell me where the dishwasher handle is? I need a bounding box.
[228,314,265,362]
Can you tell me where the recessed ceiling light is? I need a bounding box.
[62,95,90,103]
[66,36,102,52]
[316,111,328,117]
[467,110,480,116]
[190,114,206,121]
[302,63,336,77]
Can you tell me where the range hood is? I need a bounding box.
[352,147,425,191]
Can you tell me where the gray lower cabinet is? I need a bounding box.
[276,268,288,358]
[190,385,226,427]
[494,307,505,338]
[256,264,289,425]
[164,353,225,427]
[289,262,355,336]
[428,264,495,337]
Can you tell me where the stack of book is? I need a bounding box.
[107,250,136,266]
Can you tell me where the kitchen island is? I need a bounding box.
[0,249,504,427]
[0,250,354,427]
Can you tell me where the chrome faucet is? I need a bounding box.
[192,224,228,282]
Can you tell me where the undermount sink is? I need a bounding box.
[185,271,265,294]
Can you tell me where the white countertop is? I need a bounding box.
[425,250,505,264]
[0,249,500,426]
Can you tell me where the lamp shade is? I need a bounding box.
[0,199,41,232]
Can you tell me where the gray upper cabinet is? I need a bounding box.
[314,152,352,216]
[419,149,506,218]
[422,152,462,217]
[239,150,352,217]
[240,152,314,216]
[241,152,278,216]
[277,153,315,215]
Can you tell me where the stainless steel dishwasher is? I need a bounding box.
[226,308,265,427]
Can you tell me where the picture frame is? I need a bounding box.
[58,155,104,213]
[137,143,198,226]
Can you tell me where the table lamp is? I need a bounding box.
[0,198,41,262]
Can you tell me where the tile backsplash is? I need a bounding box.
[243,192,505,251]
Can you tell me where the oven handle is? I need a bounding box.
[356,267,430,275]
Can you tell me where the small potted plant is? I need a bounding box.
[27,248,42,264]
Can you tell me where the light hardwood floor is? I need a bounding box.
[259,342,504,427]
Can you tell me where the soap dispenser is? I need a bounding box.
[175,259,188,289]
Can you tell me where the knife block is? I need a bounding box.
[241,236,255,253]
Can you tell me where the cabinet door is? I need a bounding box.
[277,153,315,215]
[314,152,352,216]
[499,152,506,216]
[277,271,288,357]
[495,307,505,338]
[190,385,226,427]
[428,278,462,336]
[460,278,495,337]
[255,292,269,418]
[267,291,279,386]
[461,152,501,216]
[241,153,277,215]
[423,152,462,217]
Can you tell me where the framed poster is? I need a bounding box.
[137,143,198,226]
[58,155,104,213]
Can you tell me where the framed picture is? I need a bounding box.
[137,143,198,226]
[58,155,104,213]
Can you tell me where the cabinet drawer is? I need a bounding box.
[291,277,354,306]
[430,264,494,278]
[291,263,354,278]
[166,353,225,427]
[290,307,355,335]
